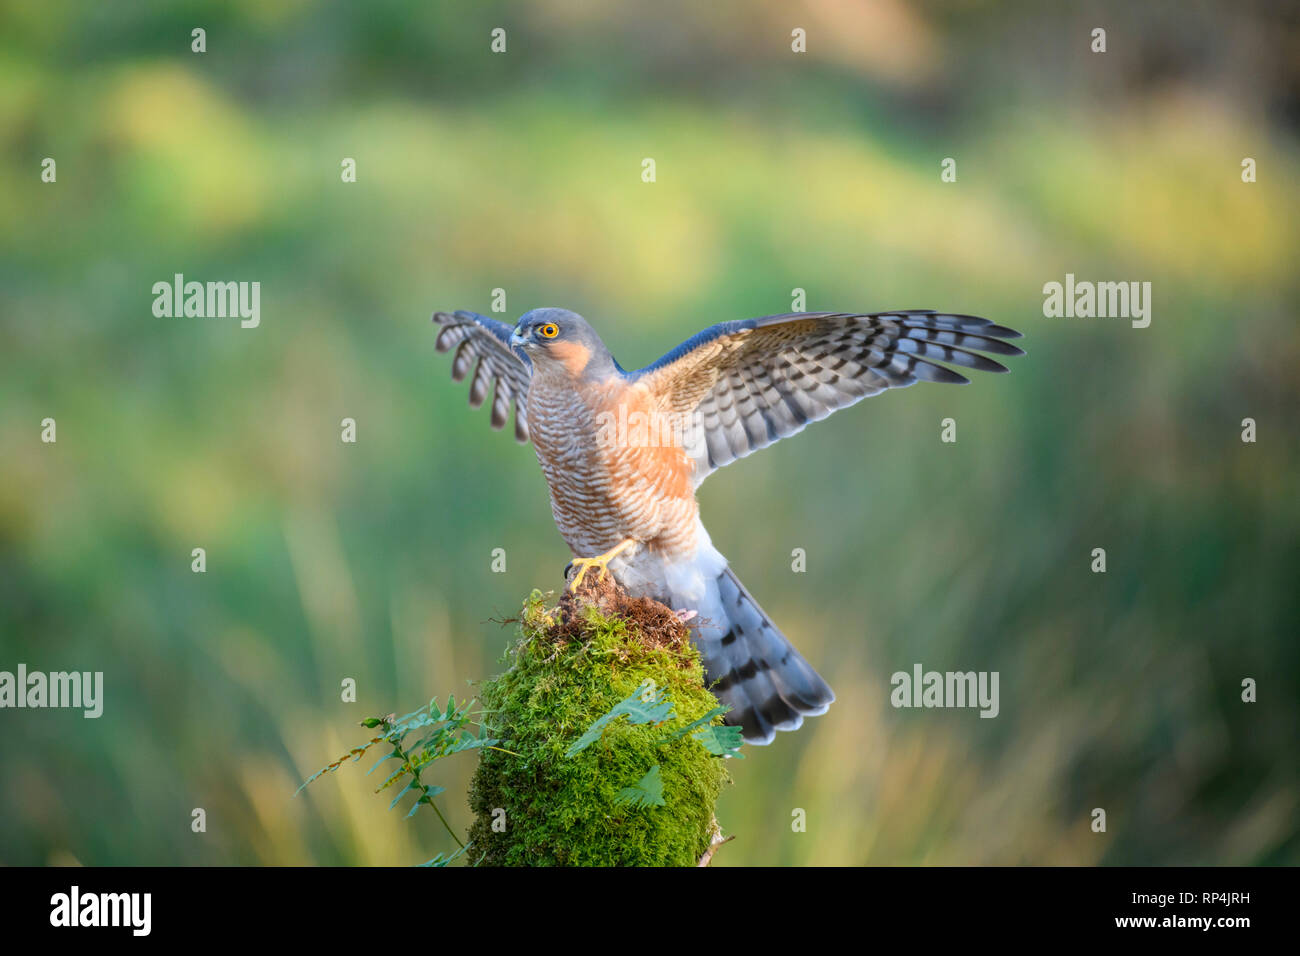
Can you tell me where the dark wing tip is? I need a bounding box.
[911,357,971,385]
[985,324,1023,339]
[971,354,1011,374]
[432,311,457,352]
[975,338,1026,357]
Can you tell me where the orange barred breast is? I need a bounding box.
[527,375,699,561]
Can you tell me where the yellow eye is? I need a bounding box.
[539,323,559,339]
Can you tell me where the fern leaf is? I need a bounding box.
[565,685,676,756]
[691,723,745,758]
[614,765,666,808]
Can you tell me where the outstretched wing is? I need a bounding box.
[630,310,1023,487]
[431,310,532,443]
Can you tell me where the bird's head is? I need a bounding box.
[510,308,618,379]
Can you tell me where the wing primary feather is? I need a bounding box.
[431,309,532,445]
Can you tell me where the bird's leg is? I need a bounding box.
[567,538,637,590]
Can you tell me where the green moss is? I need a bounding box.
[468,588,729,866]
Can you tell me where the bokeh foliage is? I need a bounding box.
[0,0,1296,865]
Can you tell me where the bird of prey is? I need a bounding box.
[432,307,1023,743]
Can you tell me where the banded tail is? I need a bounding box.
[695,567,834,744]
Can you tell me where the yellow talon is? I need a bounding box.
[568,539,637,590]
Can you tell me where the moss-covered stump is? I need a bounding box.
[468,579,730,866]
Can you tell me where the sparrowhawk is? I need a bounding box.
[432,307,1023,743]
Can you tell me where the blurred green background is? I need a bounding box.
[1,0,1297,866]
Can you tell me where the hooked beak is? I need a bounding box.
[509,328,527,348]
